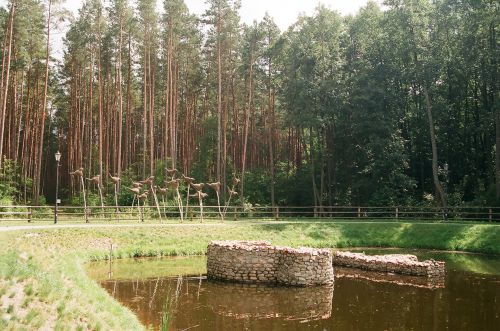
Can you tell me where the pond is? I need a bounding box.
[87,249,500,330]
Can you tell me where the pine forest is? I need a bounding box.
[0,0,498,211]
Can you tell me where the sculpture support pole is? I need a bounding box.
[136,196,141,222]
[162,195,166,216]
[150,185,162,221]
[176,189,184,222]
[223,196,231,218]
[198,193,204,223]
[216,191,223,220]
[81,177,88,223]
[185,186,190,220]
[98,184,104,211]
[223,184,237,219]
[114,184,119,214]
[140,200,144,222]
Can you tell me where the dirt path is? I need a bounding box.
[0,222,234,232]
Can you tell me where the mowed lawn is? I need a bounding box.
[0,220,499,330]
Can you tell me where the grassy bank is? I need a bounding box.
[0,221,499,330]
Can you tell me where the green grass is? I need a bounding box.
[0,220,499,330]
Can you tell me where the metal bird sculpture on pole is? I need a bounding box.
[109,173,121,213]
[87,175,104,210]
[190,190,208,222]
[208,182,223,220]
[143,176,162,221]
[182,175,195,220]
[223,179,239,219]
[71,168,88,223]
[166,179,184,222]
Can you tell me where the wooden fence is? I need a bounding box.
[1,205,499,223]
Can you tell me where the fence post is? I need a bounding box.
[357,207,361,218]
[233,206,237,221]
[28,207,32,223]
[489,208,492,222]
[395,207,399,220]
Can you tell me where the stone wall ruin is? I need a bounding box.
[207,241,446,287]
[332,251,446,278]
[207,241,334,286]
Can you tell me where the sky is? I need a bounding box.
[61,0,379,31]
[0,0,381,58]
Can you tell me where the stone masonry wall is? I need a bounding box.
[207,241,334,286]
[276,247,333,286]
[332,251,445,278]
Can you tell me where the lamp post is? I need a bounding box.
[443,163,449,220]
[54,151,61,224]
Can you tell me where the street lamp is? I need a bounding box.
[54,151,61,224]
[443,163,449,221]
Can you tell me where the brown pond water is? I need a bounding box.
[87,249,500,330]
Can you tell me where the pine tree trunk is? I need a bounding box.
[34,0,51,204]
[117,16,124,185]
[0,1,15,169]
[241,48,253,201]
[216,6,222,184]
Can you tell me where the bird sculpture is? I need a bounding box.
[190,191,208,222]
[182,175,195,184]
[166,168,178,179]
[71,168,88,222]
[191,183,204,192]
[142,176,162,221]
[232,175,240,187]
[137,191,149,201]
[140,176,154,186]
[156,187,168,195]
[129,187,141,195]
[156,186,168,215]
[208,182,223,219]
[136,191,149,222]
[166,179,180,189]
[87,175,100,184]
[108,173,121,212]
[87,175,104,209]
[223,186,238,218]
[69,168,84,177]
[182,175,195,220]
[166,179,183,222]
[132,182,143,188]
[128,187,141,207]
[109,173,120,184]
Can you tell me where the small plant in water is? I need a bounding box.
[160,302,170,331]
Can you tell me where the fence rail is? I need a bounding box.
[1,205,500,223]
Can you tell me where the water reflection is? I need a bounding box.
[207,282,333,321]
[335,266,445,289]
[91,251,500,331]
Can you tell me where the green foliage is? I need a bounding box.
[0,159,22,203]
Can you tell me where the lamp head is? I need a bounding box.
[55,151,61,162]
